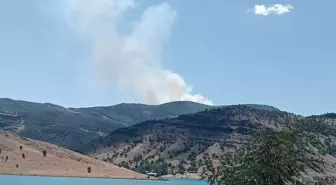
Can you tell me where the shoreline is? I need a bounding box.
[0,173,169,181]
[161,173,202,180]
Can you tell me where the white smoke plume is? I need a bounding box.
[63,0,213,105]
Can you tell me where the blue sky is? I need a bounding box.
[0,0,335,115]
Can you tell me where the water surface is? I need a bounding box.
[0,175,208,185]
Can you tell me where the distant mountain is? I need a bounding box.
[238,104,280,112]
[0,98,124,149]
[69,101,212,127]
[83,105,336,177]
[307,113,336,119]
[0,98,281,150]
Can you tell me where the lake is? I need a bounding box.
[0,175,208,185]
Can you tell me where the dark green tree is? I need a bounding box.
[177,160,186,174]
[203,129,326,185]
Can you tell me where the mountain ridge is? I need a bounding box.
[0,98,280,150]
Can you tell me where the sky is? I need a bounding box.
[0,0,335,116]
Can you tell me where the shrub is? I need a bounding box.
[87,166,91,173]
[43,150,47,157]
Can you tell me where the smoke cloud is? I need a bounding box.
[64,0,213,105]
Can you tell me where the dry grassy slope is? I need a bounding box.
[0,131,148,179]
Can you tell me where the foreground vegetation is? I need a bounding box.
[202,127,327,185]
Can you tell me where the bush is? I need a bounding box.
[87,166,91,173]
[133,154,142,162]
[120,161,130,169]
[187,166,199,173]
[187,152,197,161]
[22,153,25,159]
[43,150,47,157]
[177,161,186,174]
[211,153,219,159]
